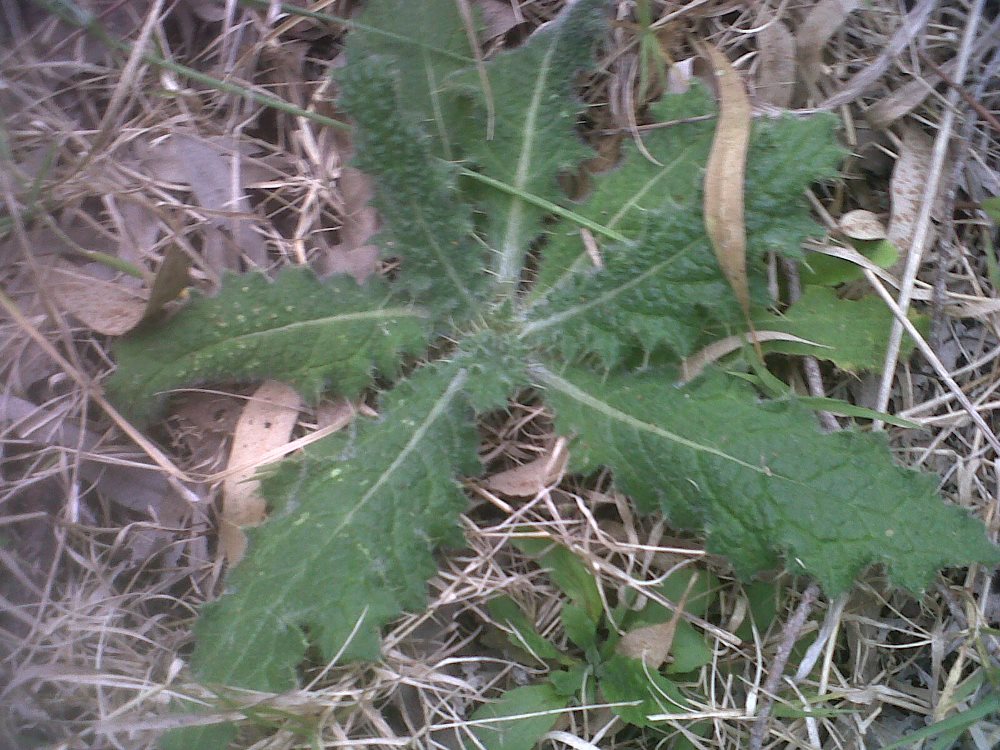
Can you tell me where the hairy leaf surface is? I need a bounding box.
[108,268,426,424]
[339,58,489,318]
[526,90,843,364]
[191,363,479,684]
[342,0,471,159]
[534,364,1000,593]
[448,0,605,288]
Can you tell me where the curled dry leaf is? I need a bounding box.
[220,381,302,564]
[795,0,860,92]
[679,331,829,384]
[839,209,887,241]
[701,43,752,321]
[484,438,569,497]
[616,572,697,668]
[755,18,796,108]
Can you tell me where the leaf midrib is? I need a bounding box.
[496,27,561,288]
[539,147,697,298]
[520,239,700,336]
[210,366,469,689]
[530,364,772,476]
[145,306,426,383]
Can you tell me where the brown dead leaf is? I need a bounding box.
[795,0,860,92]
[49,247,190,335]
[839,209,887,241]
[485,438,569,497]
[49,265,148,336]
[756,18,796,108]
[617,572,697,668]
[220,381,302,564]
[476,0,522,40]
[701,44,753,325]
[888,126,947,263]
[319,167,380,282]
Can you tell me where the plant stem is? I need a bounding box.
[749,582,820,750]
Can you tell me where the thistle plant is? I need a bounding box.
[105,1,999,746]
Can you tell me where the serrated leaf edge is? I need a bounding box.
[198,366,470,687]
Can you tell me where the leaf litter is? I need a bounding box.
[2,2,1000,749]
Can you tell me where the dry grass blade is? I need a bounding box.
[872,0,987,420]
[0,288,196,494]
[864,268,1000,456]
[679,331,830,384]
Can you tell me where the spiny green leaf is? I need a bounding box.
[338,57,489,318]
[107,268,426,425]
[342,0,471,159]
[526,91,843,364]
[756,285,925,371]
[534,364,1000,594]
[188,362,479,694]
[448,0,605,289]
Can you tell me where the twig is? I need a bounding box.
[0,288,200,500]
[818,0,936,110]
[749,582,821,750]
[865,269,1000,456]
[917,50,1000,135]
[872,0,986,425]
